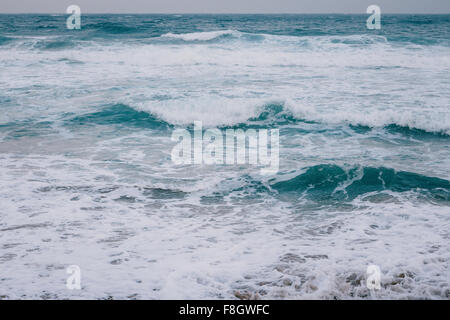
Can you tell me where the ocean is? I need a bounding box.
[0,14,449,299]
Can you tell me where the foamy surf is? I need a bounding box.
[0,14,449,300]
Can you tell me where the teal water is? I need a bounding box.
[0,14,449,299]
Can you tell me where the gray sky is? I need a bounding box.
[1,0,450,14]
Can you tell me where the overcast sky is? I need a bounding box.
[1,0,450,14]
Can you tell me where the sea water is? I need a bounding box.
[0,14,449,299]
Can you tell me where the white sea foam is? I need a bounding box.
[0,153,448,299]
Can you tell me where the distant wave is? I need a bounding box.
[3,29,448,52]
[155,30,450,47]
[160,30,238,41]
[158,30,391,47]
[129,102,450,136]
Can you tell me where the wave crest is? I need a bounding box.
[129,101,450,136]
[160,30,238,41]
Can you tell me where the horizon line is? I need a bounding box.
[0,12,449,15]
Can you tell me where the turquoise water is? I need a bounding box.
[0,14,449,299]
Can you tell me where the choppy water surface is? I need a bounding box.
[0,14,449,299]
